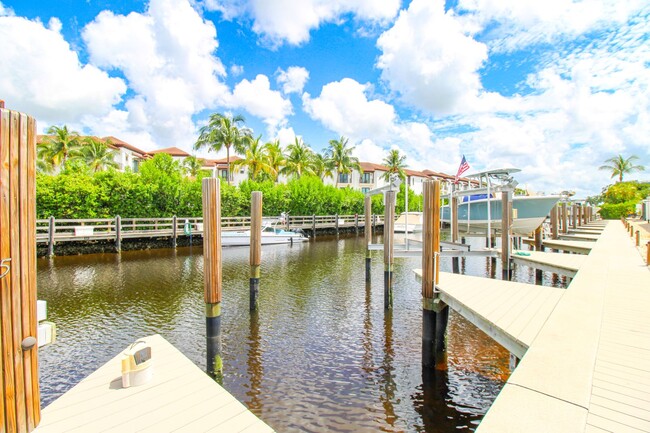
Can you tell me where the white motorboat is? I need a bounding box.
[441,168,560,236]
[221,223,309,247]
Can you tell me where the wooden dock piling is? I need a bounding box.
[172,215,177,248]
[384,191,396,309]
[1,104,41,432]
[364,196,372,282]
[202,178,223,379]
[115,215,121,252]
[421,180,447,367]
[47,216,55,257]
[550,205,558,240]
[561,202,568,234]
[572,204,577,229]
[312,214,316,239]
[250,192,262,311]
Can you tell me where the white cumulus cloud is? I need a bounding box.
[303,78,396,140]
[0,14,126,126]
[203,0,400,46]
[377,0,489,115]
[82,0,229,150]
[230,74,293,134]
[276,66,310,94]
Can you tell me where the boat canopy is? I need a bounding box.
[464,168,521,179]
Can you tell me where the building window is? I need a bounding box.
[132,160,140,173]
[220,169,228,179]
[361,187,370,194]
[360,172,373,184]
[338,173,350,184]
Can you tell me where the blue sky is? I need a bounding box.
[1,0,649,196]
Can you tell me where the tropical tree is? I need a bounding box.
[42,125,82,170]
[194,113,252,185]
[182,155,205,178]
[264,140,285,182]
[282,138,315,179]
[233,135,274,181]
[599,154,645,182]
[81,138,119,172]
[36,141,57,174]
[382,149,408,181]
[326,136,360,186]
[312,152,334,181]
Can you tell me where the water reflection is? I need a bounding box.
[37,233,563,432]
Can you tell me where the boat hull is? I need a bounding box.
[442,196,560,236]
[221,230,309,247]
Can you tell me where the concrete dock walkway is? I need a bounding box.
[35,335,274,433]
[477,221,650,432]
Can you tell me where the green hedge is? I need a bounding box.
[599,201,638,219]
[36,154,424,219]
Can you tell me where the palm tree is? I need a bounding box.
[282,138,315,179]
[36,141,57,174]
[382,149,407,181]
[599,154,645,182]
[81,138,119,172]
[326,136,360,186]
[183,155,205,178]
[264,140,285,182]
[312,152,334,181]
[194,113,252,185]
[233,135,274,181]
[43,125,82,169]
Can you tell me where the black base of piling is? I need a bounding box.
[365,257,371,281]
[535,269,543,285]
[250,277,259,311]
[384,271,393,309]
[452,257,460,274]
[206,304,222,380]
[422,303,449,368]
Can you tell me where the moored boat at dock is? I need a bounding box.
[441,168,560,236]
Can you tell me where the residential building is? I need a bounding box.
[103,136,148,172]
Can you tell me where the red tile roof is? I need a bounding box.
[147,147,190,157]
[359,161,389,172]
[103,136,148,156]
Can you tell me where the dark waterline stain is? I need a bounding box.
[37,234,566,432]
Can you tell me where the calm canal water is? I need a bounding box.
[37,233,567,432]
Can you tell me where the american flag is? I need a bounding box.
[454,155,470,184]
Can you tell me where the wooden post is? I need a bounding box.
[355,213,359,234]
[312,214,316,239]
[550,205,558,240]
[635,230,640,247]
[202,178,223,379]
[47,216,55,257]
[172,215,177,248]
[562,202,568,234]
[250,192,262,312]
[384,191,396,309]
[647,241,650,265]
[422,180,447,367]
[1,104,41,431]
[335,213,339,234]
[501,191,512,280]
[534,226,543,251]
[364,196,372,282]
[572,204,577,229]
[115,215,121,252]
